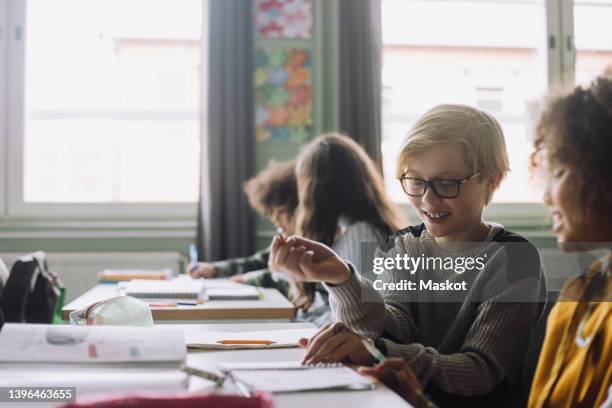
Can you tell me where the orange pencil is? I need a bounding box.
[217,340,275,345]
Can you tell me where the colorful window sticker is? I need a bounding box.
[254,0,313,39]
[255,47,312,143]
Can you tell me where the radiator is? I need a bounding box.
[0,252,184,303]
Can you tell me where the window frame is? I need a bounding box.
[380,0,589,226]
[0,0,601,230]
[0,0,8,218]
[3,0,202,221]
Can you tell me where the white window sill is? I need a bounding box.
[0,219,197,239]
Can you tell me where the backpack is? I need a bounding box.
[0,251,64,325]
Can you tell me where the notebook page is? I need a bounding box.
[218,361,311,372]
[0,324,186,363]
[230,366,374,393]
[186,328,318,349]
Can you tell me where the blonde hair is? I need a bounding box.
[396,104,510,205]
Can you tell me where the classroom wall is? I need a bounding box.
[0,237,192,254]
[0,0,339,258]
[253,0,339,248]
[0,0,556,261]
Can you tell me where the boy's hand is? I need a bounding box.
[298,322,372,365]
[268,235,351,285]
[358,359,426,408]
[189,262,217,278]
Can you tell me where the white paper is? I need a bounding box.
[0,367,188,394]
[185,328,318,349]
[225,364,374,393]
[0,324,186,363]
[218,361,313,372]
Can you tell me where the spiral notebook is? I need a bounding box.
[218,361,375,394]
[120,279,205,300]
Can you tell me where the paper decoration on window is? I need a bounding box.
[255,47,312,143]
[254,0,313,39]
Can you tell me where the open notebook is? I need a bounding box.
[218,361,375,394]
[0,324,189,394]
[0,323,186,363]
[185,328,318,350]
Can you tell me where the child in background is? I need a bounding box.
[526,74,612,408]
[279,133,405,326]
[189,160,297,293]
[270,105,546,405]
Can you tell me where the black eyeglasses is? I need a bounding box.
[398,173,480,199]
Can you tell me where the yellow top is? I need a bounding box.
[528,257,612,408]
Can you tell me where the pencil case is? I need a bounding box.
[69,295,153,326]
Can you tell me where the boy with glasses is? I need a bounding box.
[269,104,547,406]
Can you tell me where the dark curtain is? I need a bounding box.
[197,0,255,262]
[338,0,383,170]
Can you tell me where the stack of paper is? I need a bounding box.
[0,324,188,394]
[201,279,261,301]
[0,367,188,394]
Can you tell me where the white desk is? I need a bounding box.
[0,323,409,408]
[183,322,411,408]
[62,284,296,322]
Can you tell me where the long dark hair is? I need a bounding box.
[293,133,404,308]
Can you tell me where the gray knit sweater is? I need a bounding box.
[324,224,546,399]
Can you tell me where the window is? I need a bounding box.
[3,0,204,218]
[381,0,612,207]
[574,0,612,86]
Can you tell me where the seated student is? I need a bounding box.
[354,77,612,408]
[269,105,547,405]
[189,160,297,293]
[282,133,405,326]
[526,74,612,407]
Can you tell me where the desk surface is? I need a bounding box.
[183,322,411,408]
[0,323,409,408]
[62,284,296,321]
